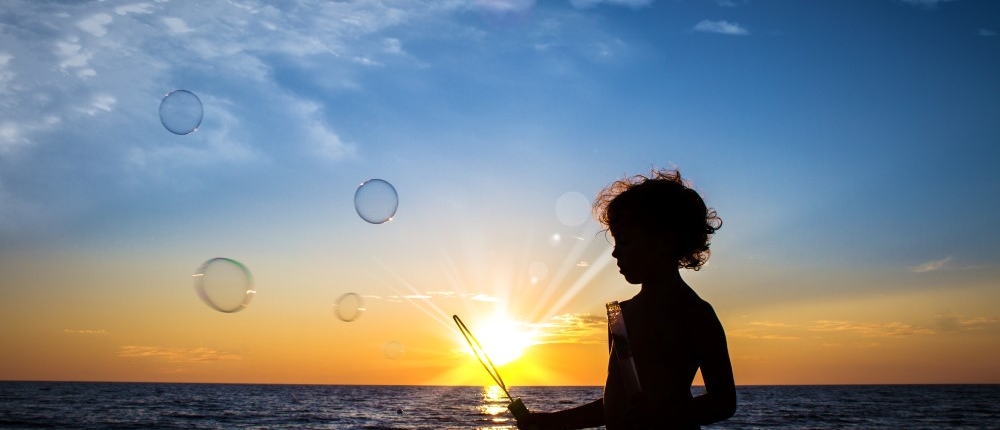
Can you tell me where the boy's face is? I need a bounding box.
[609,222,664,285]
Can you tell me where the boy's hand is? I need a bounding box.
[515,411,548,430]
[622,392,656,429]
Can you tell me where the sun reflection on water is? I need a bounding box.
[479,385,511,419]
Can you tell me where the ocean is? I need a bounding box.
[1,382,997,429]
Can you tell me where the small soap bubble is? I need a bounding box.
[354,179,398,224]
[193,257,254,313]
[383,340,404,359]
[528,261,548,284]
[159,89,204,135]
[548,233,561,247]
[334,292,365,322]
[555,191,590,227]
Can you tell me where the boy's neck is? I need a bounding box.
[637,267,688,299]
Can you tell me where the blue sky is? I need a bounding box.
[1,0,999,384]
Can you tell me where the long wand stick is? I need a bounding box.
[453,315,532,423]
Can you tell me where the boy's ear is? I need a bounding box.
[657,231,678,258]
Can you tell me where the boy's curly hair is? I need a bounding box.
[593,168,722,270]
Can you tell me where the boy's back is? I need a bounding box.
[604,285,730,429]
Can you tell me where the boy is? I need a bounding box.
[519,168,736,429]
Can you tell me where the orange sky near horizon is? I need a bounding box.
[2,241,998,387]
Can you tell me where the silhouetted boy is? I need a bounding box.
[519,168,736,430]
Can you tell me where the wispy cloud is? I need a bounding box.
[733,315,997,341]
[0,0,413,173]
[470,0,537,13]
[728,321,800,340]
[979,28,997,37]
[383,290,500,302]
[530,313,606,344]
[809,320,935,336]
[76,13,113,37]
[710,0,748,7]
[693,20,749,36]
[897,0,959,9]
[117,346,243,362]
[64,329,108,335]
[293,99,356,161]
[570,0,653,9]
[934,314,1000,332]
[114,4,155,16]
[161,16,194,34]
[910,256,952,273]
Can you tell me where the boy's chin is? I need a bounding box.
[622,275,643,285]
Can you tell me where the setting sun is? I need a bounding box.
[461,317,538,367]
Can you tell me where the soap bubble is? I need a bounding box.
[548,233,561,247]
[159,89,203,135]
[528,261,548,284]
[193,257,254,313]
[555,191,590,227]
[383,340,404,359]
[334,292,365,322]
[354,179,398,224]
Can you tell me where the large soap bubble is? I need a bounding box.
[159,89,203,135]
[383,340,404,359]
[334,292,365,322]
[555,191,590,227]
[193,257,255,313]
[354,179,398,224]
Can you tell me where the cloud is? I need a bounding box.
[530,313,606,344]
[55,38,92,72]
[910,256,952,273]
[64,329,108,335]
[809,320,935,336]
[117,346,243,362]
[115,4,155,16]
[0,51,12,93]
[383,37,404,54]
[710,0,748,6]
[81,94,117,115]
[0,0,414,161]
[979,28,997,37]
[293,100,357,161]
[77,13,113,37]
[727,321,800,340]
[469,293,499,302]
[382,291,500,302]
[934,314,1000,332]
[693,20,749,35]
[570,0,653,9]
[897,0,958,9]
[471,0,537,13]
[730,331,799,341]
[733,315,997,342]
[124,95,264,178]
[161,16,194,34]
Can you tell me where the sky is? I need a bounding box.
[1,0,999,387]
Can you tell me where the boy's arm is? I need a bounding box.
[686,308,737,425]
[517,398,604,430]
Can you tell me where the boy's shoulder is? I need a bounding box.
[622,287,717,321]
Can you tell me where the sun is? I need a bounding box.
[467,317,537,367]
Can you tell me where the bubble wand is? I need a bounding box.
[453,314,532,425]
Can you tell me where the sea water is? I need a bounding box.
[1,382,997,429]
